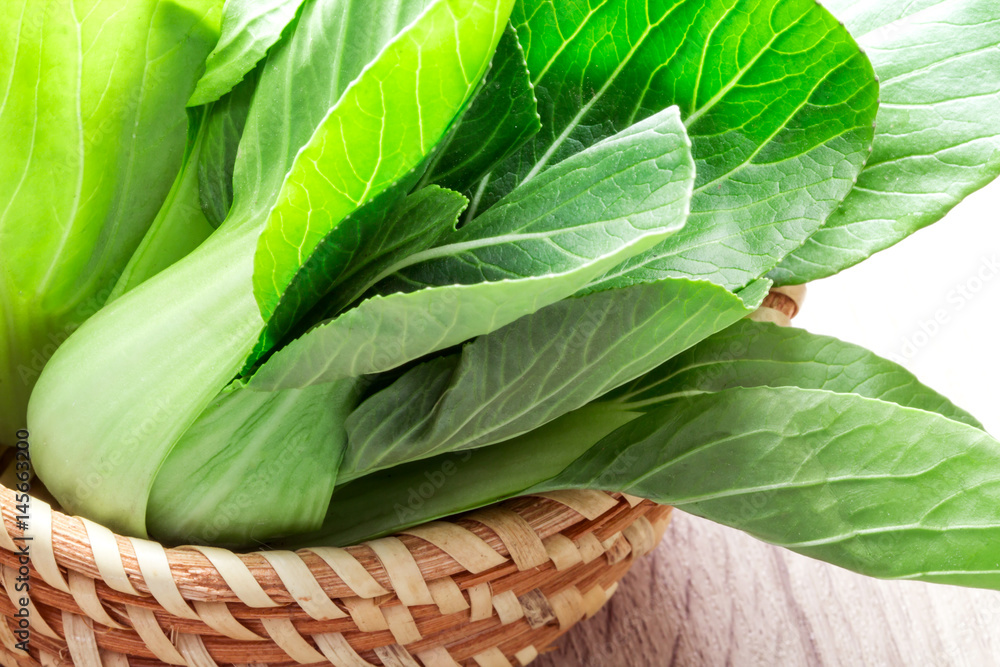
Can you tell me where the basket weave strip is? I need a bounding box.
[0,483,669,666]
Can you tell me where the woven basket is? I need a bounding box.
[0,287,803,667]
[0,485,668,667]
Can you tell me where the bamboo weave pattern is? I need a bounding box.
[0,485,669,666]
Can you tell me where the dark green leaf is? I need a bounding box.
[339,278,768,481]
[425,22,541,195]
[472,0,879,290]
[309,186,469,319]
[198,69,259,227]
[247,185,468,368]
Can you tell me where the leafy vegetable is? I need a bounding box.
[773,0,1000,283]
[424,22,542,195]
[299,186,470,321]
[301,323,991,545]
[28,0,514,536]
[108,108,216,301]
[316,386,1000,589]
[0,0,221,444]
[228,0,443,227]
[250,0,514,329]
[112,71,262,300]
[290,402,639,548]
[603,319,984,428]
[197,70,259,227]
[543,387,1000,590]
[148,377,361,547]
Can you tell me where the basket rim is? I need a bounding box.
[0,484,657,605]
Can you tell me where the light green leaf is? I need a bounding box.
[0,0,221,442]
[108,108,216,302]
[29,223,266,536]
[228,0,436,226]
[541,386,1000,590]
[250,0,513,356]
[339,278,768,481]
[424,22,541,195]
[773,0,1000,283]
[250,107,696,390]
[471,0,879,290]
[188,0,305,106]
[603,319,984,428]
[147,377,360,548]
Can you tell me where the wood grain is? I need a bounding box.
[535,511,1000,667]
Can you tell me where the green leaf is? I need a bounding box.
[339,278,768,481]
[250,107,696,390]
[249,0,513,355]
[603,319,984,428]
[108,108,216,302]
[147,377,360,548]
[228,0,436,227]
[773,0,1000,284]
[232,0,500,373]
[541,386,1000,590]
[109,71,261,294]
[470,0,879,290]
[424,22,541,195]
[283,403,638,548]
[0,0,221,442]
[198,69,259,227]
[245,184,468,369]
[307,186,469,320]
[188,0,305,106]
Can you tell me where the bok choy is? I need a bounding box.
[6,0,1000,601]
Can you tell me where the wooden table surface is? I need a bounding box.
[534,511,1000,667]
